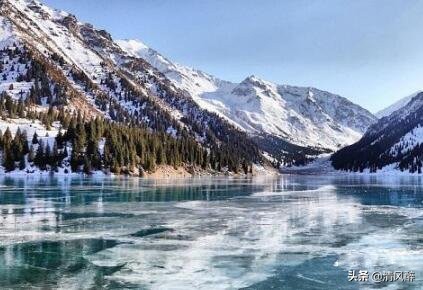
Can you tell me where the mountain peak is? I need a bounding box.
[5,0,71,24]
[116,39,149,57]
[244,74,265,83]
[246,74,258,80]
[241,75,274,89]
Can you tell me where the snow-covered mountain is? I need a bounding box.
[332,92,423,173]
[117,39,377,151]
[0,0,377,170]
[376,91,422,118]
[0,0,262,173]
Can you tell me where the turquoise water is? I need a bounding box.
[0,175,422,289]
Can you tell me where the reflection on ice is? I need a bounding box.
[0,175,422,289]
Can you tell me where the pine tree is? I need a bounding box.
[32,132,39,144]
[34,140,45,170]
[28,145,35,163]
[2,127,12,147]
[19,154,26,170]
[83,157,92,174]
[70,149,80,172]
[3,148,15,172]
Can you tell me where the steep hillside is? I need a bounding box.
[332,92,423,173]
[0,0,262,174]
[117,39,377,153]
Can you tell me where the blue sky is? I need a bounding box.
[42,0,423,113]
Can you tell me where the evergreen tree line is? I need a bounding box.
[0,105,253,174]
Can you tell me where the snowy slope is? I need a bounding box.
[0,0,218,133]
[389,125,423,157]
[203,76,376,149]
[0,118,60,143]
[332,92,423,173]
[117,39,376,150]
[4,0,103,80]
[0,0,106,115]
[0,0,264,169]
[0,16,15,48]
[376,91,421,118]
[115,39,231,104]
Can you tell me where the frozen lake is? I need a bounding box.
[0,175,422,289]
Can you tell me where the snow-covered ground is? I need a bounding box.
[389,125,423,156]
[0,118,60,142]
[0,117,113,176]
[0,118,62,173]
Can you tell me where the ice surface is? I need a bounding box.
[0,176,422,289]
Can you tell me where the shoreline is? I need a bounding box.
[0,164,280,179]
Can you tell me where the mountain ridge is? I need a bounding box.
[117,39,377,152]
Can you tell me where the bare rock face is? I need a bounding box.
[27,1,49,19]
[97,29,113,42]
[59,15,80,35]
[80,25,112,49]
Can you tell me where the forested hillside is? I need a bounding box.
[332,93,423,173]
[0,0,263,175]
